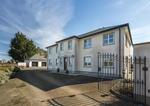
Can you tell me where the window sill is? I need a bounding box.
[103,43,115,46]
[84,47,92,49]
[84,65,92,68]
[102,66,114,68]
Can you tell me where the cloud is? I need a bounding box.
[0,51,8,55]
[133,0,150,16]
[132,25,150,43]
[114,0,125,6]
[0,0,74,48]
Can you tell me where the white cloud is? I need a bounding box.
[114,0,125,6]
[132,25,150,43]
[0,0,74,48]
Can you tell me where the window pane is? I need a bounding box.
[103,33,115,45]
[103,35,109,45]
[104,39,108,45]
[109,38,113,44]
[68,41,72,50]
[84,39,91,48]
[84,56,91,66]
[109,33,114,44]
[109,34,113,39]
[104,35,108,39]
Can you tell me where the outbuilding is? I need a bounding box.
[25,54,47,69]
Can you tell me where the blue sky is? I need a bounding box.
[0,0,150,60]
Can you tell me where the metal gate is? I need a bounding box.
[97,52,148,106]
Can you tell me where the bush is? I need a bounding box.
[13,66,21,73]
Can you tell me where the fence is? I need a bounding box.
[97,52,148,106]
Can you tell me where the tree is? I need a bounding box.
[8,32,37,62]
[36,47,47,57]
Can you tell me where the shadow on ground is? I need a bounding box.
[13,70,103,91]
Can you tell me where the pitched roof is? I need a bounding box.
[46,23,133,48]
[56,36,78,43]
[134,42,150,46]
[29,54,46,61]
[46,44,58,48]
[78,23,129,38]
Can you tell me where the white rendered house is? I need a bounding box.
[46,23,133,77]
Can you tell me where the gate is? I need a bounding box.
[97,52,148,106]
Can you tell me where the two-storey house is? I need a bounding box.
[46,23,133,77]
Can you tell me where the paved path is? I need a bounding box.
[49,91,134,106]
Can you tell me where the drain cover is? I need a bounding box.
[68,95,76,97]
[101,93,109,97]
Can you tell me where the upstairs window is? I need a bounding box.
[68,40,72,50]
[60,43,63,51]
[84,38,92,49]
[103,32,115,45]
[84,56,92,67]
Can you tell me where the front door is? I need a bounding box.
[64,57,67,70]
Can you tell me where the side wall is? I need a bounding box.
[76,27,131,74]
[134,44,150,99]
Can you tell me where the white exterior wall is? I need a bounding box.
[47,38,77,72]
[47,45,58,70]
[57,38,77,72]
[134,43,150,98]
[18,62,26,67]
[77,29,120,72]
[122,27,133,79]
[26,60,47,68]
[47,26,133,75]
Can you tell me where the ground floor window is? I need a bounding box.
[103,57,114,67]
[68,57,72,66]
[32,62,38,67]
[49,59,52,66]
[56,59,58,66]
[84,56,92,67]
[42,62,46,66]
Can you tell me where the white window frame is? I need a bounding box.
[56,59,58,66]
[103,57,114,68]
[84,38,92,49]
[68,40,72,50]
[60,58,62,65]
[60,43,63,51]
[84,56,92,67]
[103,32,115,45]
[68,57,72,66]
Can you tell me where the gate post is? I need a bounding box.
[143,56,148,106]
[97,52,100,90]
